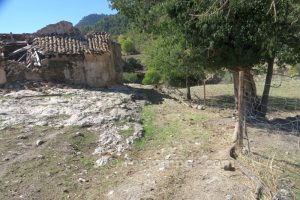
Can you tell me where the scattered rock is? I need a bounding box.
[74,132,84,137]
[36,140,45,146]
[63,189,69,193]
[2,157,10,161]
[37,155,45,159]
[225,194,233,200]
[95,156,110,167]
[78,178,87,183]
[197,105,206,110]
[126,136,134,145]
[165,154,171,160]
[159,162,169,171]
[133,123,144,139]
[17,135,28,140]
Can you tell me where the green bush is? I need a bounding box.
[123,73,138,83]
[123,73,145,84]
[122,39,135,54]
[142,68,161,85]
[118,35,135,55]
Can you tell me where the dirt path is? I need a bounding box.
[107,99,254,200]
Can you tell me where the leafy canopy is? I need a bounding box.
[110,0,300,70]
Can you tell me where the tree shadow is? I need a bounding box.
[248,115,300,134]
[251,152,300,169]
[191,94,300,135]
[192,94,300,112]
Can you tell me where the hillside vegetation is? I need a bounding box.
[76,13,128,35]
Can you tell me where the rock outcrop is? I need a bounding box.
[36,21,81,36]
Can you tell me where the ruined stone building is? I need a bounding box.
[0,21,123,87]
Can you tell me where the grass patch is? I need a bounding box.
[123,72,142,84]
[66,126,97,151]
[116,119,135,138]
[62,93,75,99]
[134,105,204,150]
[69,130,97,152]
[47,114,71,121]
[134,106,157,150]
[119,126,134,138]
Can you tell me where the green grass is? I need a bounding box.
[134,106,157,149]
[46,114,71,121]
[134,105,183,150]
[62,93,75,99]
[134,105,212,151]
[123,72,141,84]
[119,126,134,138]
[69,130,97,152]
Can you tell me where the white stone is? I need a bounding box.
[165,154,171,160]
[95,156,110,167]
[36,140,45,146]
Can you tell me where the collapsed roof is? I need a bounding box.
[0,21,112,68]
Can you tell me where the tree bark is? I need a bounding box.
[233,71,239,109]
[232,69,259,117]
[203,79,206,106]
[257,58,274,118]
[236,71,245,151]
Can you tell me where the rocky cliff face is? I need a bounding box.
[36,21,81,35]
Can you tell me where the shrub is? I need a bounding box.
[142,68,161,85]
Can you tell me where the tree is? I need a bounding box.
[110,0,300,118]
[141,31,204,99]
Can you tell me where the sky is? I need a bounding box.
[0,0,117,33]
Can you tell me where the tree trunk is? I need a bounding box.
[233,72,239,109]
[232,69,259,117]
[257,58,274,118]
[203,79,206,106]
[186,77,191,100]
[236,71,245,151]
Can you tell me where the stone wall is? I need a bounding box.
[0,66,7,85]
[2,42,123,87]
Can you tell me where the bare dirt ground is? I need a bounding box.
[0,81,299,200]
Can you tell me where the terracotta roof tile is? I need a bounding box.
[33,32,110,55]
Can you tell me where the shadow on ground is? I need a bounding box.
[0,81,174,105]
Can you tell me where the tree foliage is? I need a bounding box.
[110,0,300,69]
